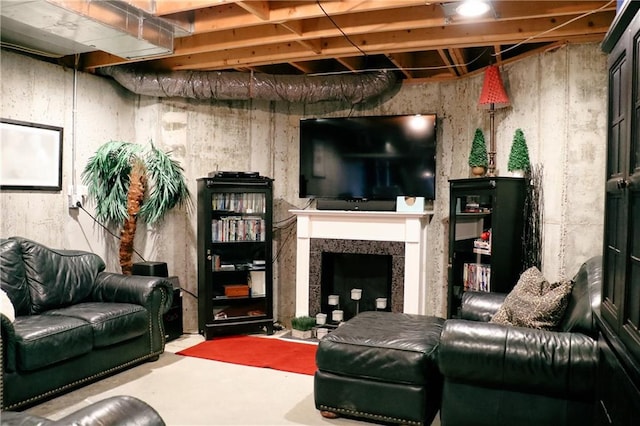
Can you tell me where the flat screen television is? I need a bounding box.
[299,114,437,210]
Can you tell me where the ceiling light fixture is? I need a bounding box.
[456,0,490,18]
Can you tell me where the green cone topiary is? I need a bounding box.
[508,128,531,172]
[468,128,489,168]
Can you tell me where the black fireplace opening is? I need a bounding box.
[320,252,392,321]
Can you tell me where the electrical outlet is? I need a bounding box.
[67,185,85,209]
[71,194,83,208]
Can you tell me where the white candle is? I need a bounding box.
[351,288,362,300]
[328,295,339,306]
[376,298,387,309]
[332,310,344,322]
[316,328,328,339]
[316,313,327,325]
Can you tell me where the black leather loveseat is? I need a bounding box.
[438,256,602,426]
[0,237,174,410]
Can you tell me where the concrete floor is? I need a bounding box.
[25,333,440,426]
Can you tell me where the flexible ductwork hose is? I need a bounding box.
[99,66,397,104]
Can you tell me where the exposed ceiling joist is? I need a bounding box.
[0,0,617,82]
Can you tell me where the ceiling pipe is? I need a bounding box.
[98,66,398,104]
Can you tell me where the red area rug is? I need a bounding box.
[176,335,318,375]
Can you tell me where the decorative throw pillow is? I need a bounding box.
[1,288,16,322]
[490,266,574,330]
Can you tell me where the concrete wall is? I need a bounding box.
[0,42,606,332]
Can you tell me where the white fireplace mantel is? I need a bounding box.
[291,209,433,317]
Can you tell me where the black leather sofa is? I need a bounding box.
[438,256,602,426]
[1,395,165,426]
[0,237,174,410]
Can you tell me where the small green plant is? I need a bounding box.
[291,316,316,331]
[508,128,531,172]
[468,128,489,168]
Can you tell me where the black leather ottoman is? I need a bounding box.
[314,311,445,426]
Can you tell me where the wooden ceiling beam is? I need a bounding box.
[294,38,323,55]
[235,1,270,21]
[157,1,614,36]
[313,12,613,58]
[437,49,458,77]
[278,20,322,54]
[149,12,612,71]
[159,0,428,34]
[80,5,613,70]
[288,62,316,74]
[153,0,237,15]
[279,20,303,36]
[448,48,468,76]
[386,52,414,79]
[80,32,607,73]
[493,45,503,64]
[336,56,368,73]
[173,33,605,72]
[168,43,319,71]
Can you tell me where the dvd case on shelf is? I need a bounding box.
[463,263,491,292]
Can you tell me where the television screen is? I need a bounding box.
[299,114,437,201]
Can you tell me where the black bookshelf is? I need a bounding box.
[447,177,526,318]
[197,175,274,339]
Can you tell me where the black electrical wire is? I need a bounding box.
[77,203,146,261]
[316,1,368,58]
[179,287,198,299]
[77,203,198,299]
[273,224,296,264]
[272,198,313,228]
[271,199,312,263]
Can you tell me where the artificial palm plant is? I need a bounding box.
[82,140,191,274]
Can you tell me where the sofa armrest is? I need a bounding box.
[92,272,173,314]
[0,395,165,426]
[56,395,165,426]
[1,313,16,373]
[438,319,598,399]
[460,291,506,322]
[92,273,174,353]
[0,411,55,425]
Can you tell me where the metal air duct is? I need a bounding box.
[99,66,398,104]
[1,0,183,59]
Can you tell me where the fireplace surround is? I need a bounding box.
[312,240,402,319]
[291,209,433,317]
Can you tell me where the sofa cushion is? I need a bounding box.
[0,238,30,315]
[45,303,148,347]
[13,237,106,314]
[490,266,573,330]
[13,314,93,371]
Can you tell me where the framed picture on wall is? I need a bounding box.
[0,118,63,191]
